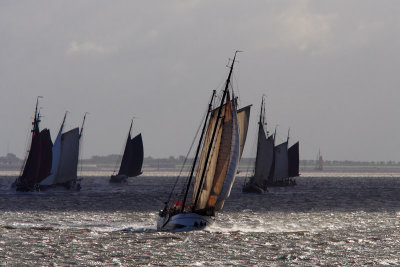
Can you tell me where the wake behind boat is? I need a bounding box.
[110,120,143,183]
[157,51,250,231]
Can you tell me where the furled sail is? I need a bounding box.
[272,142,289,182]
[118,133,144,177]
[288,142,299,177]
[251,125,274,187]
[237,105,251,160]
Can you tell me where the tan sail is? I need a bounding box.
[192,106,225,209]
[237,105,251,160]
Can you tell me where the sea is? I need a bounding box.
[1,170,400,266]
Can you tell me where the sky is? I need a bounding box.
[1,0,400,161]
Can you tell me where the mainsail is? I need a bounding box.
[17,98,53,190]
[251,126,274,188]
[237,105,251,160]
[117,122,144,177]
[288,142,299,177]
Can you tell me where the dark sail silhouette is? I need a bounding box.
[110,121,143,183]
[243,97,274,193]
[288,142,299,177]
[15,98,53,191]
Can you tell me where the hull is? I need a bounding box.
[157,212,212,231]
[265,178,297,187]
[242,181,264,194]
[109,174,128,183]
[38,180,81,191]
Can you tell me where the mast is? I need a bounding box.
[193,51,240,211]
[79,112,88,139]
[181,90,216,212]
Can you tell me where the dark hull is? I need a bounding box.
[242,182,265,194]
[265,178,297,187]
[38,180,81,191]
[109,174,128,183]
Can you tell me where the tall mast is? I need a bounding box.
[287,128,290,143]
[79,112,88,139]
[181,90,216,212]
[193,51,241,210]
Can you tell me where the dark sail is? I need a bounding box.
[19,126,42,188]
[288,142,299,177]
[118,133,143,177]
[37,129,53,183]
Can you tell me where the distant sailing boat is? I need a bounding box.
[39,112,87,190]
[110,120,143,183]
[266,130,299,187]
[242,96,274,193]
[157,51,250,231]
[315,149,323,170]
[15,97,53,192]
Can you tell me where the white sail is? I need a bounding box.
[54,128,80,184]
[272,142,289,181]
[40,119,64,186]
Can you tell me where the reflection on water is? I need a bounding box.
[1,174,400,265]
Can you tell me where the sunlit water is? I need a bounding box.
[1,173,400,265]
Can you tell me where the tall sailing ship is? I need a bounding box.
[14,97,53,192]
[110,120,143,183]
[157,51,250,231]
[242,97,274,193]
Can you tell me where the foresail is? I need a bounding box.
[288,142,299,177]
[54,128,80,184]
[19,127,41,186]
[118,132,133,176]
[237,105,251,160]
[272,142,289,182]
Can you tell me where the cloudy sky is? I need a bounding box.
[1,0,399,161]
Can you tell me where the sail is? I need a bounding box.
[237,105,251,160]
[251,125,274,187]
[118,132,133,176]
[54,128,80,184]
[192,106,224,210]
[19,126,41,187]
[37,129,53,183]
[119,133,143,177]
[214,102,240,211]
[128,133,144,176]
[288,142,299,177]
[40,121,64,186]
[272,142,289,182]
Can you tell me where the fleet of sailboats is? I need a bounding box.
[243,97,299,193]
[110,120,144,183]
[6,52,303,232]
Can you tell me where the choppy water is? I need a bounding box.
[1,174,400,266]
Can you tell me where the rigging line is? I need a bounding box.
[166,107,208,203]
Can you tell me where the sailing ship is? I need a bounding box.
[266,130,299,187]
[14,97,53,192]
[315,149,323,170]
[38,112,87,190]
[157,51,250,231]
[110,120,143,183]
[242,97,274,193]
